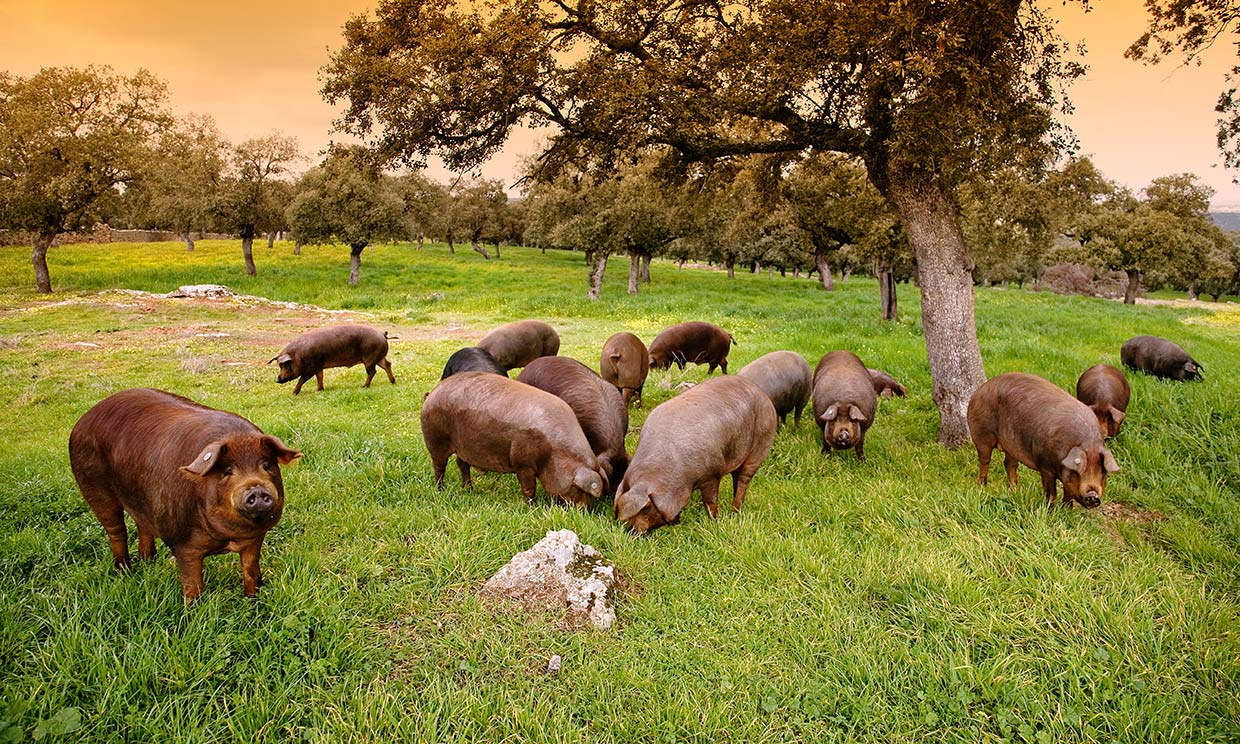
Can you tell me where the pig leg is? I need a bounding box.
[708,361,718,374]
[379,358,396,384]
[363,364,377,387]
[81,489,131,570]
[731,469,755,511]
[621,388,633,406]
[1004,453,1020,488]
[1040,471,1060,508]
[293,375,311,395]
[456,458,473,488]
[719,358,728,374]
[794,403,805,426]
[515,469,538,504]
[135,520,157,560]
[174,551,205,602]
[239,542,263,597]
[699,479,721,518]
[854,439,865,462]
[975,443,993,485]
[316,371,325,391]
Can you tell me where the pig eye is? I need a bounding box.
[222,466,234,477]
[261,460,274,472]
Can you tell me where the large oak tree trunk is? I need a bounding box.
[726,258,736,278]
[32,232,55,293]
[241,234,257,276]
[628,253,640,295]
[640,253,651,283]
[877,261,899,321]
[588,250,610,300]
[471,237,491,259]
[885,170,985,448]
[493,242,501,259]
[1123,270,1141,304]
[815,250,835,291]
[181,231,195,252]
[349,243,365,285]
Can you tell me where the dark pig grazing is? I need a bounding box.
[867,368,908,398]
[600,332,650,406]
[1121,335,1203,381]
[420,372,606,506]
[477,320,560,372]
[517,356,630,488]
[269,324,395,395]
[69,388,301,601]
[647,321,734,374]
[967,372,1119,508]
[614,376,777,534]
[812,351,878,460]
[1075,364,1130,438]
[441,347,507,379]
[737,351,812,425]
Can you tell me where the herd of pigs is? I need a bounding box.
[66,320,1204,600]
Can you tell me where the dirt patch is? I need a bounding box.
[1096,500,1166,544]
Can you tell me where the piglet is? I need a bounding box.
[421,372,606,506]
[1076,364,1129,438]
[69,388,301,601]
[967,372,1119,508]
[270,324,395,394]
[614,376,777,534]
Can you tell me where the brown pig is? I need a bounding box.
[420,372,606,506]
[737,350,812,425]
[647,321,734,374]
[441,347,507,379]
[867,368,908,398]
[517,356,630,488]
[614,376,777,534]
[1075,364,1130,438]
[269,324,395,395]
[1121,335,1203,381]
[967,372,1119,508]
[600,332,650,406]
[477,320,560,372]
[68,388,301,601]
[812,351,878,460]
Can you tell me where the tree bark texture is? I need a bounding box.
[417,234,424,250]
[349,244,365,285]
[471,238,491,259]
[727,259,736,278]
[32,232,55,293]
[181,231,196,252]
[588,250,610,300]
[640,254,651,283]
[266,232,275,249]
[1124,270,1141,304]
[494,242,501,259]
[242,236,257,276]
[885,171,986,448]
[628,253,640,295]
[1187,280,1199,301]
[878,262,899,322]
[447,233,455,254]
[815,250,835,291]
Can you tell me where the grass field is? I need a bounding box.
[1,240,1238,743]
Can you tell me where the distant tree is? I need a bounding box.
[960,168,1056,287]
[0,66,170,292]
[1199,231,1240,299]
[216,133,300,276]
[1128,1,1240,174]
[263,180,295,248]
[395,172,448,249]
[287,146,405,285]
[137,113,227,251]
[450,178,508,259]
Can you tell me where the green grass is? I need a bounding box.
[1,240,1238,742]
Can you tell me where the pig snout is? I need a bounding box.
[238,485,277,519]
[1080,490,1101,508]
[834,429,852,447]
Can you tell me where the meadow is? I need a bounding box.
[0,239,1238,743]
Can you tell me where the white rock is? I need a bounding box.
[480,529,617,630]
[547,654,562,674]
[166,284,234,299]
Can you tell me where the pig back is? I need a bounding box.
[625,376,776,487]
[812,351,877,426]
[288,324,388,366]
[968,373,1101,470]
[516,357,629,475]
[600,332,649,389]
[648,321,731,367]
[441,347,507,379]
[1121,335,1202,380]
[1076,364,1130,410]
[737,351,812,417]
[477,320,560,371]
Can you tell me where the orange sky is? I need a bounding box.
[2,0,1238,208]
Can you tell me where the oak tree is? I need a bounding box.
[216,133,300,276]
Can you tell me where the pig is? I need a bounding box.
[1121,335,1203,381]
[68,388,301,601]
[441,347,507,379]
[614,376,777,534]
[967,372,1120,508]
[1075,364,1130,438]
[600,332,650,407]
[736,350,812,425]
[517,356,630,488]
[812,351,878,460]
[867,368,908,398]
[477,319,560,372]
[647,321,734,374]
[269,324,395,395]
[420,372,606,506]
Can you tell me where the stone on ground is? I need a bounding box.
[167,284,234,298]
[480,529,617,630]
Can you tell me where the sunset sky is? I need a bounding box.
[2,0,1238,207]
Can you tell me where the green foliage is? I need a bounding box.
[215,133,300,240]
[288,146,405,251]
[1,240,1238,741]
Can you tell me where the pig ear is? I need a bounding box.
[181,441,226,477]
[1101,448,1120,473]
[263,435,302,465]
[615,488,649,522]
[848,405,867,422]
[573,467,602,499]
[1061,446,1086,475]
[1108,407,1125,428]
[820,405,838,422]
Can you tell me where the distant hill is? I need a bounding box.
[1209,212,1240,232]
